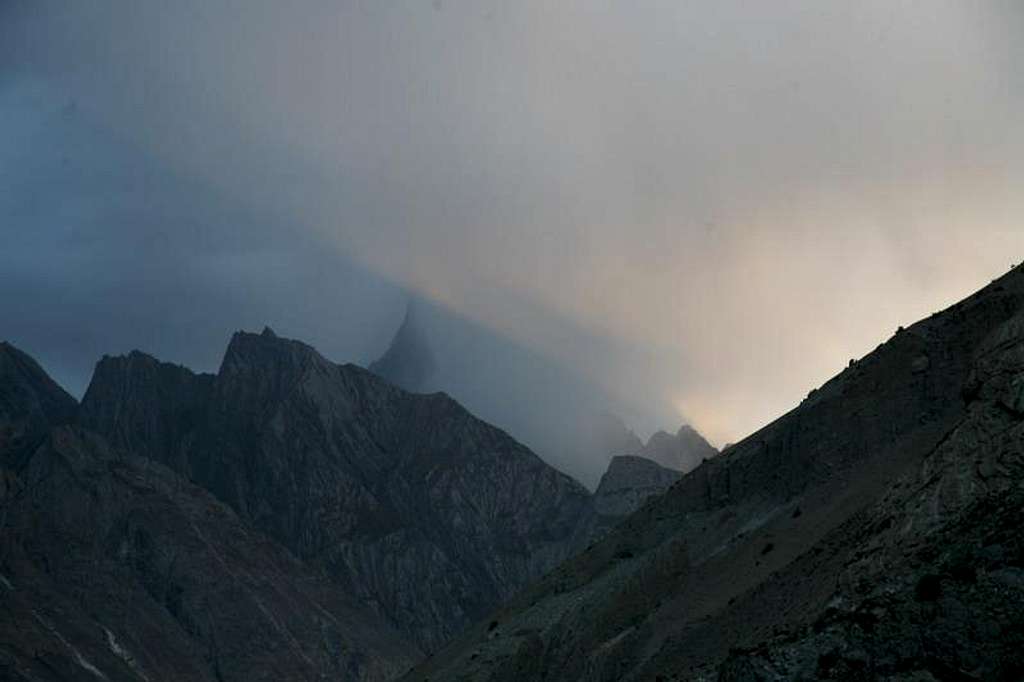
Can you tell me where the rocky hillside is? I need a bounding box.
[405,264,1024,681]
[0,345,415,682]
[79,327,593,652]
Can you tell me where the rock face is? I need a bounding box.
[80,327,593,652]
[592,455,682,520]
[369,304,437,392]
[0,347,415,682]
[639,423,718,473]
[405,264,1024,681]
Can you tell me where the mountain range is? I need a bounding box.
[76,326,598,654]
[0,324,699,681]
[5,263,1023,680]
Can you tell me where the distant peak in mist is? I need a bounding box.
[369,300,437,393]
[636,423,718,473]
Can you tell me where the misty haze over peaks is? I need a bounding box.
[3,0,1024,464]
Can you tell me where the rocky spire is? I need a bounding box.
[369,300,437,392]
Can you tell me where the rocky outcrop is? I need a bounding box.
[0,345,416,682]
[80,328,593,652]
[404,264,1024,681]
[639,423,718,473]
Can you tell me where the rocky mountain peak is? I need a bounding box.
[675,421,718,454]
[86,350,167,388]
[638,422,718,472]
[0,341,78,470]
[369,301,437,392]
[599,453,680,483]
[219,328,329,379]
[0,342,77,417]
[79,351,213,467]
[592,454,682,520]
[645,429,674,449]
[82,349,204,395]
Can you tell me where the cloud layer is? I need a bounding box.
[3,1,1023,464]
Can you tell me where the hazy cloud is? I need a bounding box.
[3,1,1024,468]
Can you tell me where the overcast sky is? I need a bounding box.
[3,1,1024,462]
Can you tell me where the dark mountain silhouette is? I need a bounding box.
[406,264,1024,681]
[0,343,415,682]
[3,324,702,681]
[12,261,1022,681]
[78,327,593,652]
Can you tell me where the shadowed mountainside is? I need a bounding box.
[0,342,416,682]
[406,263,1024,681]
[2,323,707,681]
[78,327,593,652]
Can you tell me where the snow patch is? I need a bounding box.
[104,626,150,681]
[31,610,110,681]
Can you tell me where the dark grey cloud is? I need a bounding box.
[3,1,1024,482]
[0,74,404,395]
